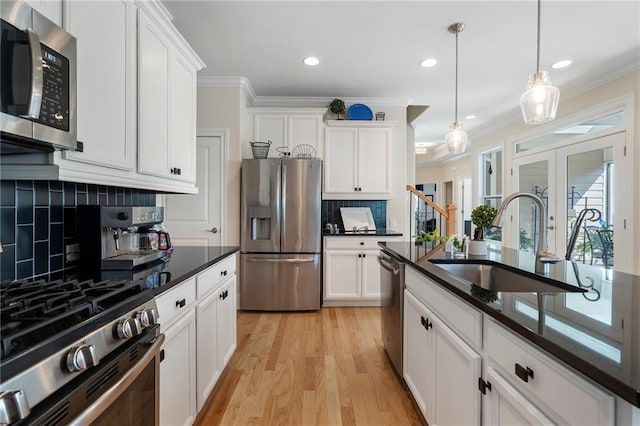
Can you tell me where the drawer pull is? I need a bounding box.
[175,298,186,308]
[515,363,534,382]
[221,270,228,276]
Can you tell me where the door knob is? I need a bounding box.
[209,227,218,233]
[547,225,555,230]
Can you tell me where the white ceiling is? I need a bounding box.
[163,1,640,155]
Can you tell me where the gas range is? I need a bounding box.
[0,277,161,424]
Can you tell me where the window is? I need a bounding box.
[516,110,624,153]
[481,149,502,241]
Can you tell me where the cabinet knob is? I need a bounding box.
[515,363,534,382]
[360,242,364,246]
[478,377,492,394]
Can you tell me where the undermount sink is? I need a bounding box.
[429,261,585,293]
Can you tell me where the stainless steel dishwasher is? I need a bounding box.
[379,251,405,377]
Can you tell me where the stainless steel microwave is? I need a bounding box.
[0,0,78,154]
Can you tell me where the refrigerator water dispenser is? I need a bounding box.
[250,206,271,240]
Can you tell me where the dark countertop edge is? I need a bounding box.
[379,243,640,408]
[152,246,239,297]
[323,230,403,237]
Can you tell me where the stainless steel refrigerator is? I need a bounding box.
[240,158,322,311]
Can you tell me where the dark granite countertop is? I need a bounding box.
[86,246,239,296]
[380,241,640,408]
[323,228,402,237]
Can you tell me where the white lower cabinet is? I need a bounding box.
[323,236,401,305]
[483,366,554,426]
[403,265,617,426]
[160,309,197,426]
[157,254,238,424]
[403,289,481,425]
[484,318,614,425]
[196,275,237,410]
[216,276,237,368]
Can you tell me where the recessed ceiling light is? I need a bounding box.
[303,57,319,66]
[552,59,572,69]
[420,58,437,68]
[465,115,476,120]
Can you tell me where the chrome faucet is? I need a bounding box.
[492,192,561,274]
[565,208,601,261]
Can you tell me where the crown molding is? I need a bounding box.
[198,76,257,102]
[197,76,408,108]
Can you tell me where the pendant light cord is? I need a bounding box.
[536,0,541,74]
[454,28,459,123]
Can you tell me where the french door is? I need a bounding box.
[511,132,631,273]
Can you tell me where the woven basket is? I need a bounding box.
[250,141,271,159]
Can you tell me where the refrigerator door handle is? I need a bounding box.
[281,162,287,246]
[245,257,316,263]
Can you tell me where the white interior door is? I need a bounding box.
[163,133,225,246]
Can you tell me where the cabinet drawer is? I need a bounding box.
[196,255,237,298]
[156,277,197,330]
[324,236,400,250]
[405,266,482,350]
[485,319,614,425]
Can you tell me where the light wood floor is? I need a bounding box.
[195,307,423,426]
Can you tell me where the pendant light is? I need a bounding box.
[520,0,560,124]
[445,22,468,154]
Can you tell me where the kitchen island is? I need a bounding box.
[380,241,639,425]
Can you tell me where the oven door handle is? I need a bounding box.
[68,333,165,426]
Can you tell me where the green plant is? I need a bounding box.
[415,228,448,244]
[519,228,534,251]
[329,98,346,115]
[470,205,497,240]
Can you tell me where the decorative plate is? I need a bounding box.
[347,103,373,120]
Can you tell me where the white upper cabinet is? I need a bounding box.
[64,0,136,172]
[323,121,395,199]
[246,109,324,159]
[137,4,203,187]
[170,54,197,183]
[3,0,204,194]
[25,0,62,25]
[137,10,172,178]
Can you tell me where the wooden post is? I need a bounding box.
[446,204,457,236]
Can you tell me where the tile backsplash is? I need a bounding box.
[321,200,387,230]
[0,180,156,281]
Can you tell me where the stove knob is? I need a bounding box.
[0,390,30,424]
[66,344,99,373]
[137,307,158,327]
[117,318,142,339]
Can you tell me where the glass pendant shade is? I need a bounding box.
[520,73,560,126]
[445,122,468,154]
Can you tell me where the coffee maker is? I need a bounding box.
[78,205,169,270]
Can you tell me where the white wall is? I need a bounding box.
[197,86,243,245]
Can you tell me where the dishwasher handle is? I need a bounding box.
[378,256,400,275]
